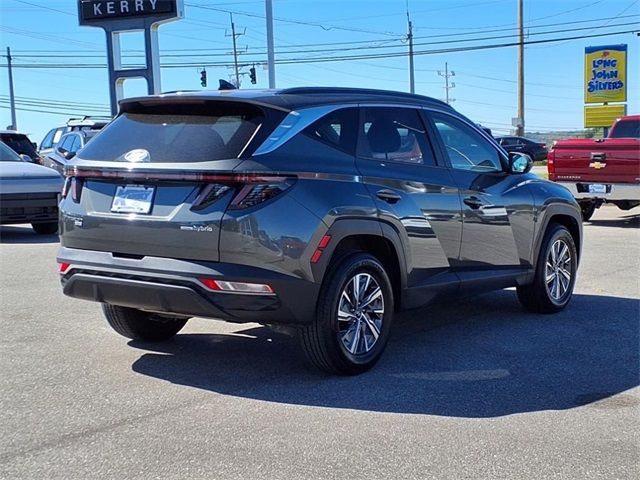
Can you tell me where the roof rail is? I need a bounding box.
[279,87,449,106]
[66,115,112,126]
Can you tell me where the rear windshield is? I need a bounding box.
[79,107,263,162]
[610,119,640,139]
[0,134,37,159]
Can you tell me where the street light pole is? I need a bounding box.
[517,0,525,136]
[6,47,17,130]
[266,0,276,88]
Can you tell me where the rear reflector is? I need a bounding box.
[58,262,71,274]
[198,278,275,295]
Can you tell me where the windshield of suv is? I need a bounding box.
[79,108,263,162]
[0,133,38,159]
[610,119,640,139]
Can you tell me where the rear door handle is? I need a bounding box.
[463,196,483,209]
[376,190,401,204]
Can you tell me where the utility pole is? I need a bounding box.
[227,13,243,88]
[407,12,415,94]
[6,47,17,131]
[265,0,276,88]
[438,62,455,104]
[516,0,525,136]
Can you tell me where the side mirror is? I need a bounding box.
[64,151,77,160]
[509,152,533,174]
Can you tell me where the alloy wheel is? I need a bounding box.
[545,239,572,301]
[337,273,385,355]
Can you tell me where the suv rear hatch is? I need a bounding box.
[60,97,287,262]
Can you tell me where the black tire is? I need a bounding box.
[517,224,577,314]
[101,304,188,341]
[31,222,58,235]
[579,201,596,222]
[299,252,394,375]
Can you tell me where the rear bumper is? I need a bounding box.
[0,192,59,225]
[555,181,640,201]
[57,247,319,325]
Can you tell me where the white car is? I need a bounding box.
[0,141,63,234]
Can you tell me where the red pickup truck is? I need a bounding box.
[547,115,640,221]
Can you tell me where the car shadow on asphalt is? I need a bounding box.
[587,212,639,229]
[0,225,60,244]
[129,291,639,418]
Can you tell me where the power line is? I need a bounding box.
[11,13,637,56]
[8,20,638,61]
[11,0,75,16]
[185,3,402,36]
[2,28,637,70]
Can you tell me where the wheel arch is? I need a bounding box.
[310,219,407,311]
[534,204,583,267]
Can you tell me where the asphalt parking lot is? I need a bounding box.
[1,206,638,480]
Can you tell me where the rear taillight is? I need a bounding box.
[192,184,232,211]
[547,149,556,180]
[61,177,82,202]
[68,169,295,210]
[61,177,71,199]
[65,177,83,203]
[229,180,294,209]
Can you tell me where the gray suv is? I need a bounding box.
[57,88,582,374]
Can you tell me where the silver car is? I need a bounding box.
[0,141,62,234]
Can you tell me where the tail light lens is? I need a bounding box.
[230,180,294,209]
[61,177,82,202]
[67,169,295,209]
[192,184,232,211]
[547,149,556,180]
[61,177,71,199]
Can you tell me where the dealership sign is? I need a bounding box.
[77,0,183,116]
[584,44,627,104]
[78,0,180,25]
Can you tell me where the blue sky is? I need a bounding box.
[1,0,638,144]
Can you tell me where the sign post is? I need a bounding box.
[78,0,184,116]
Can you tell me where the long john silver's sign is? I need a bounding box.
[79,0,177,22]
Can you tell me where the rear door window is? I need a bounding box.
[358,107,436,166]
[79,105,264,162]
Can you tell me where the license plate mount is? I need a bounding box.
[111,184,156,214]
[588,184,607,194]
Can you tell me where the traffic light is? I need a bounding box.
[200,69,207,88]
[249,66,256,85]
